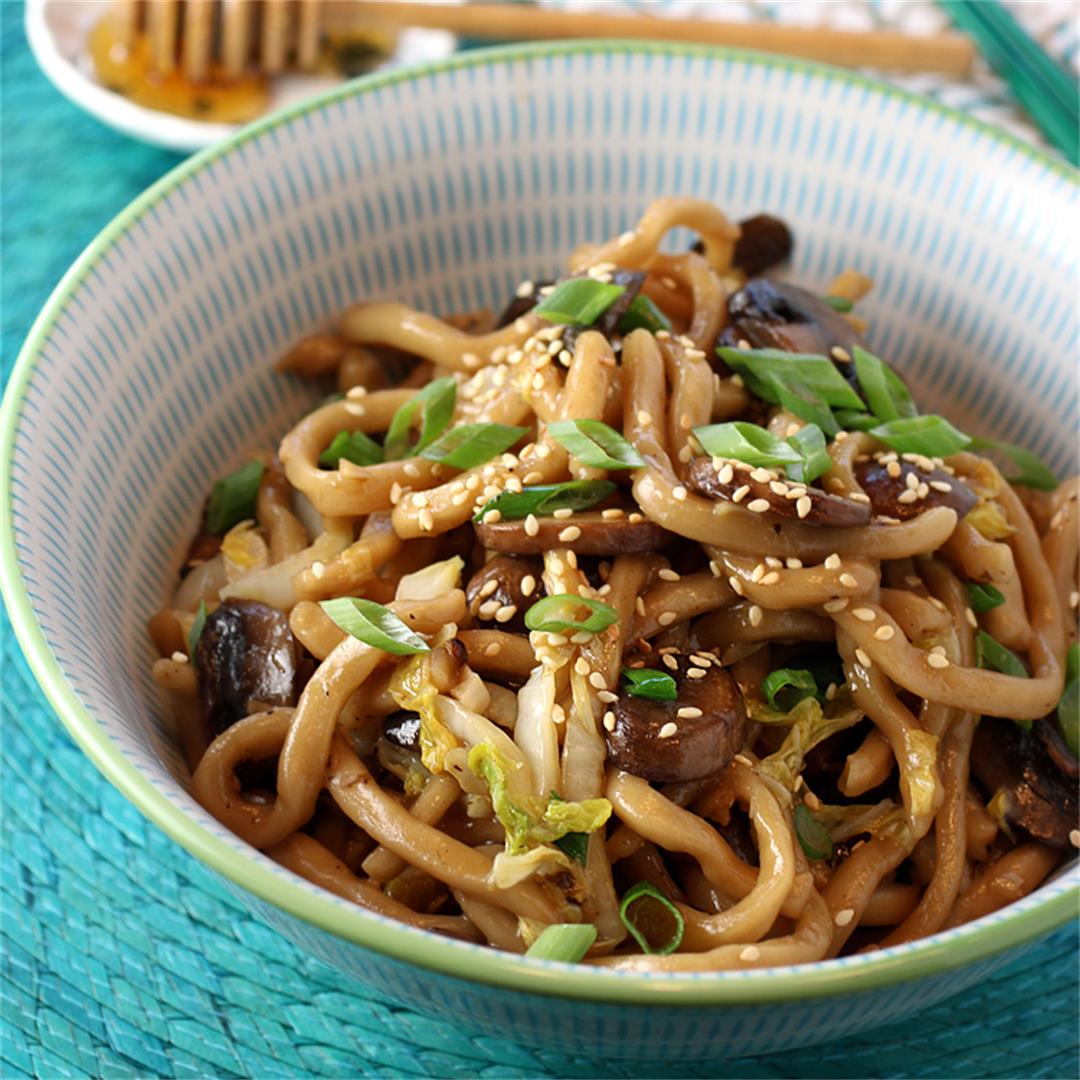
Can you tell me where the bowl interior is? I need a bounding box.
[4,43,1077,997]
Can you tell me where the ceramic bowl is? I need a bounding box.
[2,42,1077,1060]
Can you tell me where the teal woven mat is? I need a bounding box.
[2,4,1077,1076]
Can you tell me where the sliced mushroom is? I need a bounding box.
[196,600,300,734]
[970,716,1079,849]
[719,278,864,358]
[732,214,794,278]
[475,509,667,556]
[687,456,872,528]
[854,457,978,522]
[605,654,748,782]
[383,710,421,752]
[495,280,552,328]
[465,555,544,632]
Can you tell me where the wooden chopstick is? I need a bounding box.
[339,1,975,77]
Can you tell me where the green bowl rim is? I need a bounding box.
[2,39,1077,1007]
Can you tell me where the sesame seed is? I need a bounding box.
[618,230,636,246]
[824,553,842,571]
[515,279,535,298]
[598,690,618,703]
[553,507,574,519]
[874,625,895,641]
[718,464,734,484]
[855,648,872,668]
[897,489,919,504]
[687,668,707,679]
[586,672,605,691]
[927,653,950,669]
[677,707,703,719]
[739,945,761,962]
[628,513,644,523]
[484,642,501,657]
[747,498,771,514]
[904,574,922,588]
[635,596,646,616]
[732,485,750,503]
[850,492,871,504]
[834,908,855,927]
[748,604,764,627]
[825,682,838,701]
[751,563,765,583]
[750,468,774,483]
[839,573,859,589]
[494,605,517,624]
[602,508,625,519]
[765,556,783,568]
[419,509,435,532]
[344,401,366,417]
[310,560,327,580]
[761,571,781,586]
[769,480,789,497]
[558,525,582,543]
[524,514,539,537]
[552,705,566,724]
[905,471,920,490]
[834,431,849,442]
[658,568,681,582]
[603,711,617,732]
[658,722,678,739]
[930,480,952,493]
[804,790,822,811]
[734,753,754,767]
[523,470,544,485]
[853,607,876,622]
[661,654,679,670]
[521,575,537,597]
[1070,829,1080,849]
[709,560,722,578]
[824,598,849,613]
[483,509,502,524]
[1050,509,1066,531]
[657,611,677,627]
[729,576,745,596]
[574,657,590,676]
[690,654,714,667]
[831,346,851,363]
[796,496,812,519]
[929,598,947,611]
[964,607,978,628]
[478,579,499,599]
[171,651,188,664]
[786,558,803,569]
[404,462,420,479]
[673,486,688,502]
[886,461,902,479]
[478,599,501,619]
[637,410,653,426]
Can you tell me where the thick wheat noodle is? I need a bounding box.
[293,512,402,601]
[556,332,615,480]
[839,728,893,797]
[629,572,735,639]
[714,550,877,608]
[965,793,1000,861]
[606,771,811,920]
[280,392,446,517]
[712,374,752,420]
[152,657,197,696]
[881,560,975,944]
[661,336,716,478]
[1041,477,1079,642]
[339,301,539,372]
[455,630,537,680]
[982,571,1034,652]
[337,346,389,393]
[569,197,739,276]
[827,269,874,302]
[879,588,952,640]
[648,251,727,350]
[693,607,835,653]
[452,890,525,952]
[941,520,1016,583]
[640,275,692,321]
[944,844,1061,927]
[832,470,1065,720]
[823,430,872,497]
[860,881,920,926]
[835,629,941,841]
[172,694,208,772]
[257,465,309,562]
[289,600,345,659]
[361,773,461,883]
[673,768,797,950]
[623,328,960,559]
[268,832,482,941]
[822,835,909,956]
[581,555,656,688]
[326,734,564,922]
[596,890,831,972]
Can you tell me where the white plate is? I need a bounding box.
[25,0,457,152]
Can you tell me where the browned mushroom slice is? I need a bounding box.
[466,555,544,631]
[732,214,793,278]
[970,716,1078,849]
[854,457,978,522]
[196,599,300,734]
[475,509,667,555]
[687,456,872,528]
[718,278,864,357]
[605,654,747,782]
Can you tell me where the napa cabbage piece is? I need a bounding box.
[396,555,464,601]
[810,799,909,845]
[390,654,459,773]
[221,520,270,580]
[491,846,572,889]
[964,500,1014,541]
[900,727,940,824]
[754,697,863,794]
[468,742,612,856]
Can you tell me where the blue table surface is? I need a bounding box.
[2,3,1077,1077]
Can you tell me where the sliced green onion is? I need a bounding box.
[833,409,881,432]
[620,667,678,702]
[793,803,833,861]
[786,424,832,484]
[319,429,384,468]
[965,582,1006,613]
[383,376,456,460]
[1057,643,1079,757]
[206,459,265,534]
[821,295,853,313]
[524,594,618,635]
[618,882,685,955]
[762,668,819,711]
[533,279,626,326]
[319,597,430,655]
[968,437,1058,491]
[473,480,616,523]
[774,375,842,437]
[188,600,208,663]
[717,347,867,410]
[547,419,645,470]
[976,631,1028,678]
[524,923,597,962]
[419,422,528,470]
[869,415,971,458]
[692,421,802,470]
[617,295,672,334]
[852,346,916,423]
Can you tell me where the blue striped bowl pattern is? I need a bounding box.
[2,43,1078,1059]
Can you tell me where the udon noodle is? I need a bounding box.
[152,199,1079,968]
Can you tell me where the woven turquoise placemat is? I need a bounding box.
[2,5,1077,1076]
